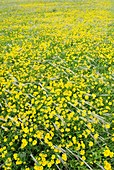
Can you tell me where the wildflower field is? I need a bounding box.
[0,0,114,169]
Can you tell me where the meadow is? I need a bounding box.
[0,0,114,169]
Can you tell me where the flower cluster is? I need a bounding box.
[0,0,114,169]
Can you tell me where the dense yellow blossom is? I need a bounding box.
[0,0,113,169]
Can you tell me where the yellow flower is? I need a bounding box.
[72,136,77,144]
[109,152,113,158]
[13,153,18,160]
[108,102,112,105]
[51,154,56,159]
[105,124,110,129]
[32,140,37,146]
[36,131,43,139]
[94,133,99,140]
[62,153,67,161]
[21,139,28,148]
[34,165,43,170]
[4,138,7,142]
[82,156,86,161]
[2,150,7,158]
[85,95,89,100]
[89,141,93,147]
[80,150,85,155]
[14,135,18,140]
[47,162,52,168]
[104,149,110,157]
[30,127,33,132]
[42,160,47,166]
[92,93,96,99]
[29,138,33,142]
[104,161,112,170]
[74,126,77,130]
[82,112,86,117]
[80,161,84,166]
[56,159,61,164]
[16,160,22,165]
[87,123,92,129]
[81,141,85,149]
[60,128,64,133]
